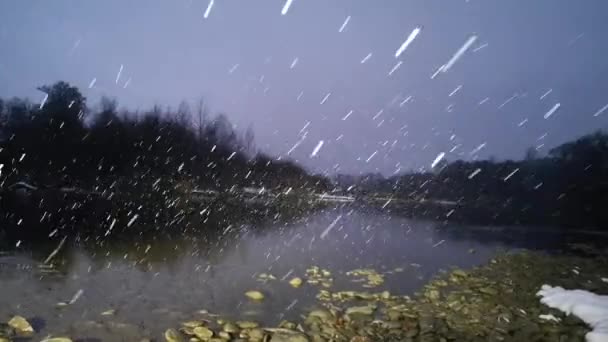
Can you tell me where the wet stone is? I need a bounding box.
[223,322,239,333]
[165,328,184,342]
[248,327,264,340]
[193,326,214,340]
[245,291,265,301]
[8,316,34,336]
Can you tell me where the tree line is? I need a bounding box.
[339,131,608,227]
[0,81,330,193]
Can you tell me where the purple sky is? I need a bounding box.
[1,0,607,175]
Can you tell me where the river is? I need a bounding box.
[0,207,604,341]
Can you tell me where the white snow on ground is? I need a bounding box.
[539,314,561,322]
[538,285,608,342]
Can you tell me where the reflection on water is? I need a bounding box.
[0,207,593,341]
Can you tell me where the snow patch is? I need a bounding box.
[539,314,561,322]
[538,285,608,342]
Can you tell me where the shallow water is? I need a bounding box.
[0,207,601,341]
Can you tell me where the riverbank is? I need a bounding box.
[149,250,607,342]
[361,194,608,230]
[1,247,606,341]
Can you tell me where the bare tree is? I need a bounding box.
[195,97,209,145]
[243,124,255,155]
[524,147,539,161]
[176,100,192,127]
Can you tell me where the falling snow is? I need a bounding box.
[442,35,477,72]
[342,110,353,120]
[498,93,518,109]
[394,27,422,58]
[540,88,553,100]
[127,214,139,227]
[338,16,351,33]
[430,64,445,79]
[310,140,324,157]
[470,142,487,155]
[372,109,383,120]
[320,92,331,105]
[473,43,488,52]
[115,64,123,84]
[593,104,608,117]
[320,215,342,239]
[281,0,294,15]
[449,85,463,97]
[431,152,445,168]
[290,57,299,69]
[203,0,214,18]
[478,97,490,105]
[543,103,561,119]
[228,64,239,73]
[503,168,520,181]
[388,61,403,76]
[360,53,373,64]
[39,93,48,109]
[366,151,377,163]
[468,168,482,179]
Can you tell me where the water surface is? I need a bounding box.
[0,207,599,341]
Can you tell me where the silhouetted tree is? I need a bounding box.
[0,81,327,195]
[524,147,539,161]
[243,124,255,155]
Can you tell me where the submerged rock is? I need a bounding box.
[245,290,265,301]
[164,328,184,342]
[193,326,214,340]
[289,277,303,288]
[101,309,116,316]
[223,322,239,333]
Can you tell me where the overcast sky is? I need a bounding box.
[1,0,607,175]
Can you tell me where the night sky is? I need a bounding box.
[1,0,607,175]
